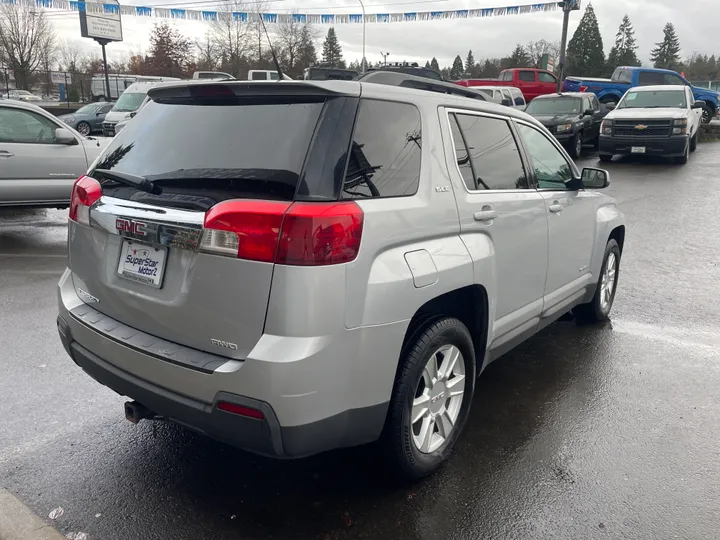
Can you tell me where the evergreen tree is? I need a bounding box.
[607,15,640,68]
[297,25,318,69]
[430,57,440,72]
[321,27,344,68]
[449,55,464,80]
[565,3,605,77]
[650,23,682,70]
[147,22,192,77]
[482,58,500,78]
[502,45,531,69]
[425,60,431,68]
[465,50,475,77]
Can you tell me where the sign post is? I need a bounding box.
[78,0,123,100]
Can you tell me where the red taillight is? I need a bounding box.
[202,200,291,262]
[580,86,589,92]
[278,202,363,266]
[217,402,265,420]
[201,200,364,266]
[69,175,102,225]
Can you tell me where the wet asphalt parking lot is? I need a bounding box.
[1,145,720,540]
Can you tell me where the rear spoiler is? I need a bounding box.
[356,71,486,100]
[147,81,361,102]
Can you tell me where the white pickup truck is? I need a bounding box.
[598,84,704,164]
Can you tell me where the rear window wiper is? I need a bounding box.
[93,169,162,195]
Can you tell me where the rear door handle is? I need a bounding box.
[474,207,497,222]
[0,150,14,158]
[549,202,563,213]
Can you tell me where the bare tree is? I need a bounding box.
[0,3,56,89]
[58,40,87,73]
[207,0,254,77]
[275,16,319,78]
[526,39,560,69]
[195,32,218,71]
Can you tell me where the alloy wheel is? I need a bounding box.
[599,252,617,313]
[411,345,466,454]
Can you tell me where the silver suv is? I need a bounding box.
[57,78,625,479]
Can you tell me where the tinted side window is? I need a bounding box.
[100,105,113,114]
[538,72,556,83]
[342,100,421,199]
[251,72,266,80]
[454,113,527,190]
[663,73,685,85]
[590,96,599,110]
[449,114,475,190]
[519,71,535,82]
[516,124,573,189]
[613,68,633,83]
[638,71,663,86]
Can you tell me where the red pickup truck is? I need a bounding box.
[455,68,558,102]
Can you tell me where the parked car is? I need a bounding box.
[90,74,180,102]
[563,66,720,123]
[4,90,42,102]
[192,71,235,80]
[57,78,625,480]
[57,102,114,136]
[468,86,527,110]
[364,62,444,81]
[455,68,558,101]
[598,85,703,164]
[247,70,293,81]
[525,92,609,159]
[102,81,169,136]
[303,67,359,81]
[0,100,110,208]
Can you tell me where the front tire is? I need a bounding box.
[574,239,620,323]
[569,131,583,159]
[701,106,713,124]
[383,317,476,480]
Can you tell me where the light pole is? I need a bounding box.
[358,0,366,72]
[381,52,390,66]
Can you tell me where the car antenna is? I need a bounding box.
[258,14,283,81]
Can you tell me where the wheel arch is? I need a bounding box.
[598,91,622,104]
[397,285,490,380]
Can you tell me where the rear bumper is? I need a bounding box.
[57,269,402,458]
[599,134,688,157]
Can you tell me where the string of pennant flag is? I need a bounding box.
[18,0,570,24]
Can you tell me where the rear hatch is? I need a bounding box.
[67,82,360,359]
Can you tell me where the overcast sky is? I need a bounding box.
[45,0,717,68]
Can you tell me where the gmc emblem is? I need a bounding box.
[116,218,148,236]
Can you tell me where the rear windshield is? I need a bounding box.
[94,99,324,209]
[113,92,147,112]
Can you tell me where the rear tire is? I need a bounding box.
[598,153,613,162]
[690,133,698,152]
[574,239,620,323]
[383,317,476,480]
[76,121,91,136]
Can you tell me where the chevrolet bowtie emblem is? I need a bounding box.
[635,124,648,130]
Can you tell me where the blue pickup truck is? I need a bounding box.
[563,66,720,123]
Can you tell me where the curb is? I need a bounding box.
[0,488,66,540]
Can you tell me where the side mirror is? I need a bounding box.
[129,111,137,118]
[501,98,512,107]
[54,127,77,145]
[581,167,610,189]
[692,100,706,109]
[605,102,617,110]
[583,108,595,116]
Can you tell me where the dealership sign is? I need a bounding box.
[51,72,72,85]
[79,0,123,42]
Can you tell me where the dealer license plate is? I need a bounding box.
[631,146,646,154]
[117,240,167,288]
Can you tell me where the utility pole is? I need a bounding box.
[358,0,367,72]
[556,0,581,93]
[97,39,111,101]
[380,52,390,66]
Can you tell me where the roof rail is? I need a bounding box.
[356,71,486,101]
